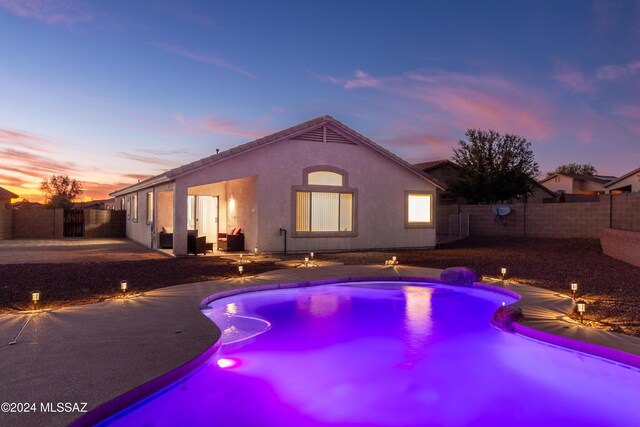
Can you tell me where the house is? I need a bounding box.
[111,116,443,255]
[414,159,555,203]
[73,198,116,210]
[0,187,18,209]
[539,173,615,195]
[413,160,459,204]
[604,167,640,193]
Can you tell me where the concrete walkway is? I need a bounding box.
[1,265,639,427]
[0,239,165,264]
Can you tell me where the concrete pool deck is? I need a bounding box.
[1,265,640,427]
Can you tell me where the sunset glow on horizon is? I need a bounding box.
[1,1,639,202]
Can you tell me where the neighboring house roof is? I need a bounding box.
[0,187,19,199]
[539,173,615,185]
[412,159,460,172]
[604,167,640,188]
[11,201,44,209]
[533,181,556,197]
[112,115,444,197]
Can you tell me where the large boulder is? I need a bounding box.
[490,305,525,332]
[440,267,481,286]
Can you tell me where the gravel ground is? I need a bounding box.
[1,237,638,337]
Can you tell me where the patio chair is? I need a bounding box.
[187,230,207,256]
[218,228,245,252]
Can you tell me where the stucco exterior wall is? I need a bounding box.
[541,175,573,194]
[125,190,153,247]
[169,137,436,254]
[0,208,11,239]
[156,191,174,234]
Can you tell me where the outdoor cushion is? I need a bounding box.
[163,226,173,234]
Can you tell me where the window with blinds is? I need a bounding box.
[296,191,353,232]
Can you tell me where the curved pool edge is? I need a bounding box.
[74,267,640,425]
[70,338,221,427]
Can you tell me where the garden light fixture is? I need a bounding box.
[31,291,40,311]
[501,267,507,280]
[576,300,586,323]
[570,282,578,299]
[238,265,244,276]
[120,280,128,297]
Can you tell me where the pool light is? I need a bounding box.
[576,299,586,323]
[500,267,507,280]
[570,282,578,299]
[120,280,128,297]
[216,358,239,369]
[31,290,40,311]
[238,265,244,276]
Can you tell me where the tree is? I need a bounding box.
[40,175,83,209]
[449,129,540,204]
[547,163,597,177]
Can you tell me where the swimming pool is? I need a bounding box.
[101,281,640,426]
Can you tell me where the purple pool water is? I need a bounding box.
[102,282,640,426]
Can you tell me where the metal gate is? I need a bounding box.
[64,210,84,237]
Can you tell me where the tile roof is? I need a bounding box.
[112,115,444,196]
[604,167,640,188]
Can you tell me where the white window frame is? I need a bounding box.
[146,191,153,224]
[405,191,434,228]
[292,166,357,237]
[132,193,138,222]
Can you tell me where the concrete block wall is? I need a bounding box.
[436,204,460,235]
[436,195,618,239]
[524,198,610,238]
[12,209,64,238]
[84,209,126,238]
[612,193,640,232]
[461,204,525,237]
[0,208,12,239]
[601,228,640,267]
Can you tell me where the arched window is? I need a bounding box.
[293,167,355,236]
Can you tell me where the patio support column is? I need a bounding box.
[173,181,188,255]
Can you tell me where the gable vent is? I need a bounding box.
[296,127,324,142]
[294,125,358,145]
[325,127,355,145]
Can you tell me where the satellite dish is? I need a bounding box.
[491,205,511,216]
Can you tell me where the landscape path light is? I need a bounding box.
[31,290,40,311]
[238,265,244,276]
[501,267,507,281]
[120,280,128,297]
[570,282,578,300]
[576,300,587,323]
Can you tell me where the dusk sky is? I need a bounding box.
[1,0,639,201]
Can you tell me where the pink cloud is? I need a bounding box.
[318,70,383,89]
[554,68,595,94]
[153,43,256,79]
[595,60,640,80]
[344,70,382,89]
[175,114,268,139]
[0,0,93,27]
